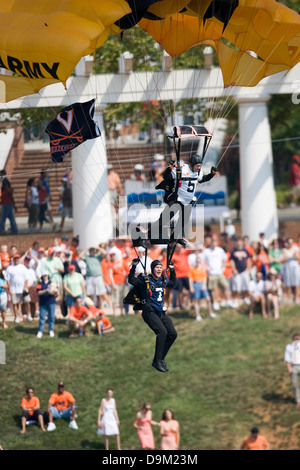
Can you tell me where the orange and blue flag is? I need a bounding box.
[46,99,101,162]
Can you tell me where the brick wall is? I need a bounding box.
[0,229,73,255]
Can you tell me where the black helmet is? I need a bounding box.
[151,260,163,273]
[189,154,203,168]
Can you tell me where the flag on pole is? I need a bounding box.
[46,99,101,162]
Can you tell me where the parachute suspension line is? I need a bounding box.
[133,245,148,276]
[166,240,176,272]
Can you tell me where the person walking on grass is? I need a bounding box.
[97,388,121,450]
[133,402,160,450]
[284,333,300,406]
[160,409,180,450]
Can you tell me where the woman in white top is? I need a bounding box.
[97,388,121,450]
[282,239,300,302]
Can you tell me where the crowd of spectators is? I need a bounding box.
[0,228,299,333]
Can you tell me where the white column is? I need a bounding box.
[238,95,278,242]
[72,107,113,247]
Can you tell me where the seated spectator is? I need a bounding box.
[189,255,216,321]
[47,382,78,431]
[248,272,267,319]
[68,296,93,338]
[96,310,115,336]
[265,268,282,320]
[63,264,86,308]
[20,387,46,434]
[240,427,270,450]
[36,273,58,339]
[84,296,100,325]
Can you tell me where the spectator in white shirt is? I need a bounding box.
[284,334,300,406]
[248,272,267,319]
[134,246,153,276]
[203,237,233,310]
[22,255,39,321]
[5,254,29,323]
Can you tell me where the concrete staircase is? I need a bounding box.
[7,142,165,217]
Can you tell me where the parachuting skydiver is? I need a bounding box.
[131,125,218,249]
[124,258,177,373]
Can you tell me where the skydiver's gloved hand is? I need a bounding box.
[131,258,140,267]
[211,166,218,174]
[169,262,175,270]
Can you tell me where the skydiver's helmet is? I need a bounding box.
[189,154,203,170]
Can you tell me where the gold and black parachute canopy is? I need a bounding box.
[0,0,299,102]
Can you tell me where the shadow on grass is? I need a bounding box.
[15,325,37,336]
[168,310,192,320]
[81,439,105,450]
[262,393,295,404]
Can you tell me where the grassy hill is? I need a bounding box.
[0,304,300,451]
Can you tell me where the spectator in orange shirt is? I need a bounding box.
[109,252,128,316]
[68,296,93,337]
[171,245,190,310]
[222,242,233,292]
[243,236,254,258]
[47,382,78,431]
[149,244,162,262]
[20,387,46,434]
[240,427,270,450]
[0,244,10,269]
[189,255,216,321]
[101,253,113,295]
[96,311,115,336]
